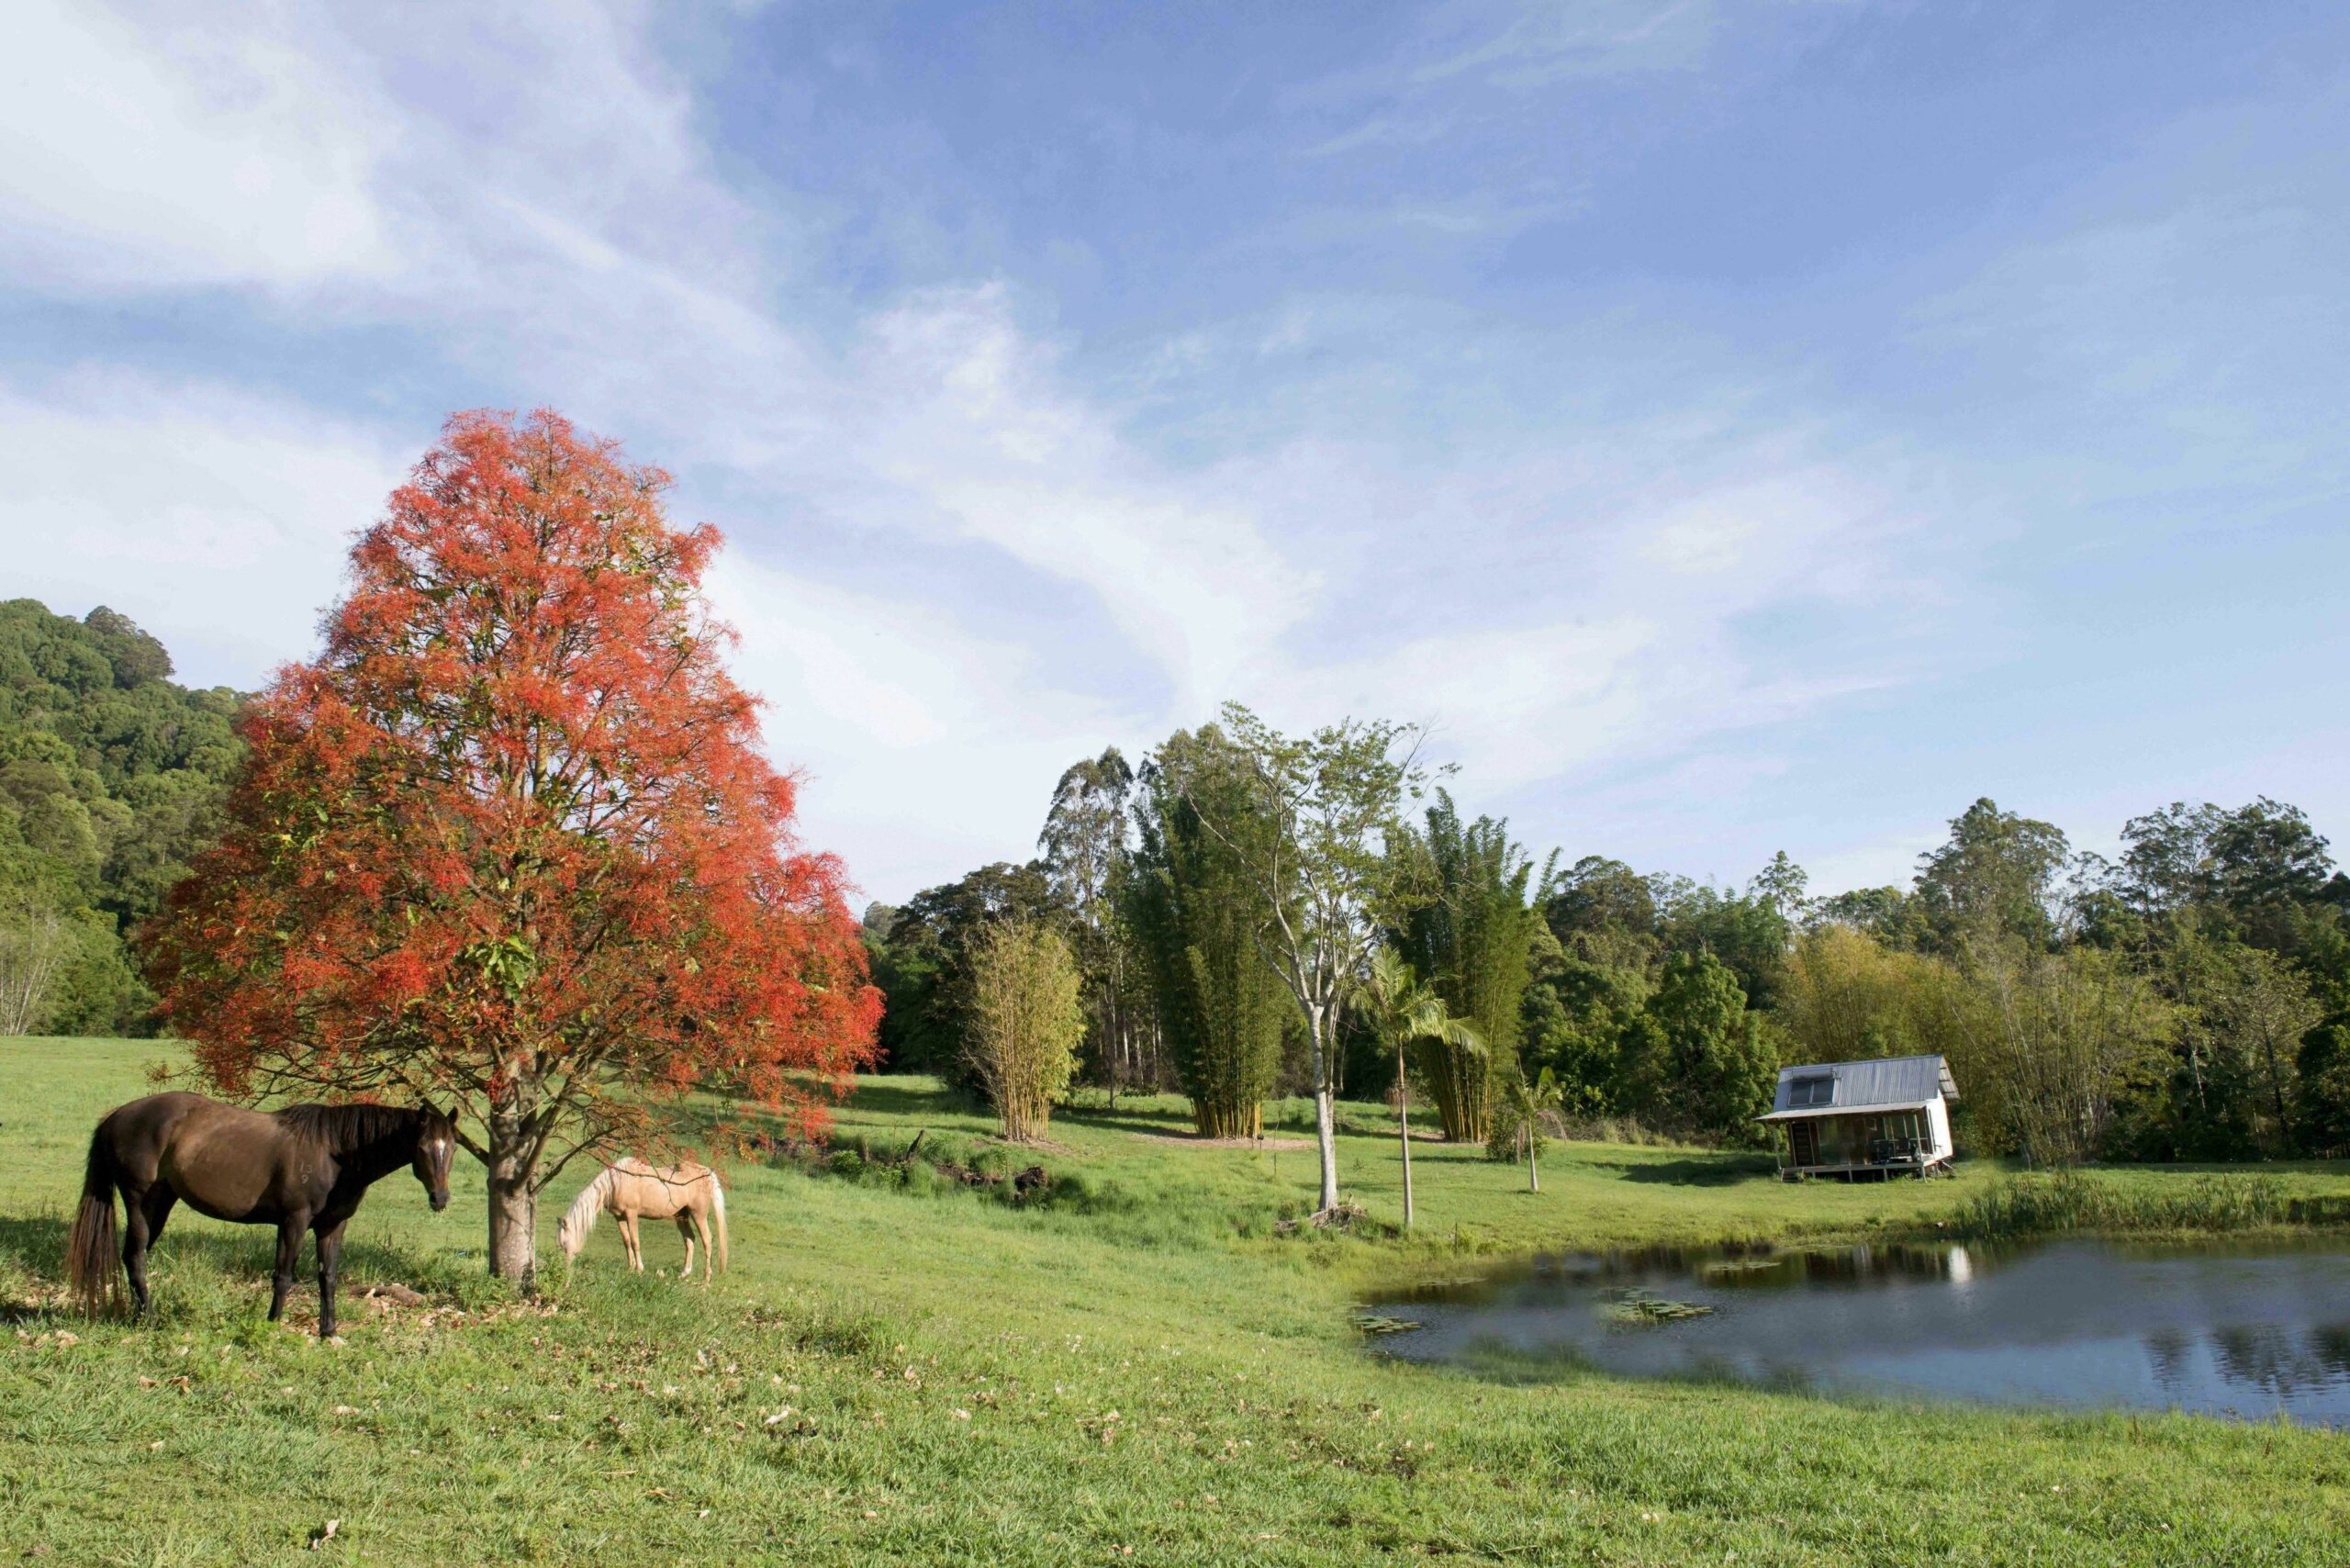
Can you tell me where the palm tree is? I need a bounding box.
[1352,948,1483,1230]
[1504,1066,1564,1193]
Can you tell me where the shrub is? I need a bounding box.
[1954,1169,2290,1240]
[962,921,1085,1142]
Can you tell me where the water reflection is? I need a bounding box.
[1370,1238,2350,1425]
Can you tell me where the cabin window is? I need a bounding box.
[1788,1074,1834,1108]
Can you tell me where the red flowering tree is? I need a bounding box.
[146,409,879,1286]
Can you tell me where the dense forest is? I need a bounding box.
[0,599,242,1035]
[867,734,2350,1168]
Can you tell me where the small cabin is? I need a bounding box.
[1760,1055,1959,1181]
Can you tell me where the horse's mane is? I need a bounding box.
[276,1102,417,1150]
[562,1167,617,1244]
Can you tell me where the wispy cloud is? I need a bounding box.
[0,370,405,677]
[1295,0,1726,157]
[0,0,393,287]
[9,0,2333,900]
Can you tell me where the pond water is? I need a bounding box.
[1366,1238,2350,1425]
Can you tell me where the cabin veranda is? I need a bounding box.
[1760,1054,1959,1181]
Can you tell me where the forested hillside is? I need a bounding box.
[0,599,241,1034]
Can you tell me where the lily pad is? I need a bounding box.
[1602,1290,1714,1326]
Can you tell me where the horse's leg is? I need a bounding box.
[124,1185,179,1319]
[620,1213,642,1271]
[267,1215,306,1323]
[676,1213,696,1279]
[119,1181,155,1319]
[692,1209,715,1287]
[314,1218,347,1340]
[142,1185,178,1248]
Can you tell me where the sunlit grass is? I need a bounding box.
[6,1037,2350,1563]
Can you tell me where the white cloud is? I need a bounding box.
[0,0,1964,901]
[706,549,1124,901]
[0,372,404,679]
[851,286,1319,717]
[0,0,394,287]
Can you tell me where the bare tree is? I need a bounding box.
[0,907,73,1036]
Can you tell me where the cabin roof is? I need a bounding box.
[1757,1054,1958,1122]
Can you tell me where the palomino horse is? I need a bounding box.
[557,1159,728,1281]
[67,1092,455,1338]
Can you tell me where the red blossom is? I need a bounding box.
[146,408,879,1182]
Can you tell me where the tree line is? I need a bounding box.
[0,599,243,1035]
[867,716,2350,1199]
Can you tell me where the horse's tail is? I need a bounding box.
[707,1173,729,1274]
[65,1121,121,1318]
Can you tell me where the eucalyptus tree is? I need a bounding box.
[1749,851,1811,923]
[1914,798,2071,951]
[1351,947,1480,1229]
[1039,747,1148,1090]
[1172,701,1434,1218]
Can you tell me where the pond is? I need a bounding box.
[1365,1238,2350,1425]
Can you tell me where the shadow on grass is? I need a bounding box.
[1613,1154,1781,1186]
[1055,1104,1196,1137]
[841,1080,973,1120]
[0,1207,476,1326]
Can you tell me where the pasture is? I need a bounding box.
[6,1037,2350,1564]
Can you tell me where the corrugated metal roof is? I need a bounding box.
[1759,1099,1936,1123]
[1766,1054,1957,1116]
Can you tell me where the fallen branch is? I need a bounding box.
[359,1283,428,1306]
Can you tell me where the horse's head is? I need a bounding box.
[412,1105,455,1213]
[555,1210,583,1261]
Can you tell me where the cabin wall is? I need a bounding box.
[1927,1097,1952,1158]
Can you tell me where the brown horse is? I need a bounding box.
[66,1092,455,1338]
[556,1159,729,1282]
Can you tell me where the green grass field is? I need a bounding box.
[6,1037,2350,1564]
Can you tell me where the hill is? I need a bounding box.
[0,599,242,1033]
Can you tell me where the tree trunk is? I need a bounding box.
[2260,1023,2293,1152]
[1194,1098,1261,1139]
[1396,1041,1415,1231]
[1415,1036,1490,1143]
[485,1108,539,1293]
[1309,1002,1340,1214]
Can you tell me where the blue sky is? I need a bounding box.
[5,0,2345,903]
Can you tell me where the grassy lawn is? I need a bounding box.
[6,1037,2350,1564]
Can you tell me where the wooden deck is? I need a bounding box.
[1777,1156,1954,1182]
